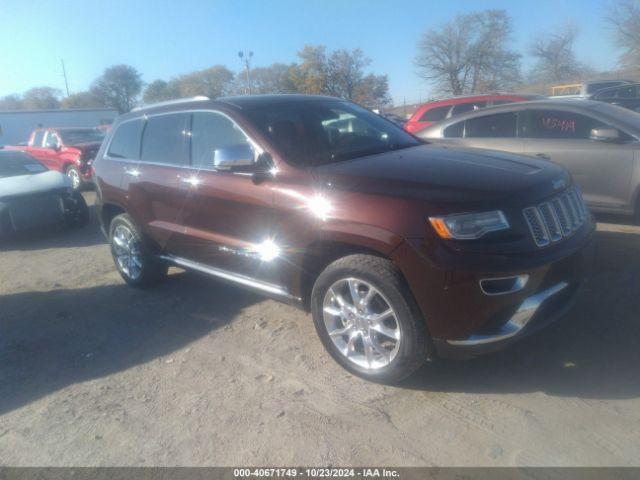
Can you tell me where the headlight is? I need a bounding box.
[429,211,509,240]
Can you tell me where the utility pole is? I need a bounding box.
[238,50,253,95]
[60,59,70,97]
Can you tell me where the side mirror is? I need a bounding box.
[590,128,620,142]
[213,144,256,171]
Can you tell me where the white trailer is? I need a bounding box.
[0,108,118,146]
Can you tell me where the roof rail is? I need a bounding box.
[132,96,210,112]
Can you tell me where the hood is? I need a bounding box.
[313,145,569,207]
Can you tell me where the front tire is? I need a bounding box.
[311,254,429,383]
[109,213,167,287]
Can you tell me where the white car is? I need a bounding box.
[0,149,89,238]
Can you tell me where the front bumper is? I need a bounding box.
[432,278,580,358]
[391,219,595,358]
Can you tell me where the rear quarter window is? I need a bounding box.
[419,105,451,122]
[107,119,144,160]
[451,101,486,115]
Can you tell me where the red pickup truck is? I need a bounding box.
[22,127,106,189]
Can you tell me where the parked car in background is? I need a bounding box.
[550,80,633,98]
[94,95,592,383]
[0,150,89,238]
[590,83,640,112]
[381,112,407,127]
[404,93,543,134]
[21,127,106,189]
[419,99,640,220]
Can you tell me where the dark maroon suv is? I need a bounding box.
[93,95,593,383]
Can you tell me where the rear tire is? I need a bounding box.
[311,254,429,384]
[63,190,90,228]
[109,213,167,287]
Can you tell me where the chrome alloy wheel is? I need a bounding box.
[112,224,143,281]
[322,277,401,370]
[67,168,81,189]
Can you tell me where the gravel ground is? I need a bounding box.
[0,192,639,466]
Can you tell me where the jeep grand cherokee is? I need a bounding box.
[93,95,593,383]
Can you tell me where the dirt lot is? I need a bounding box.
[0,192,639,466]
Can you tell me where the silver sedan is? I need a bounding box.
[418,99,640,221]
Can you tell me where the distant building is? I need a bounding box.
[0,108,117,146]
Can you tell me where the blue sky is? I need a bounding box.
[0,0,619,104]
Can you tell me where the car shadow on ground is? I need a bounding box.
[405,227,640,400]
[0,272,262,416]
[0,203,106,252]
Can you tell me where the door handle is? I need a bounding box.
[534,153,551,160]
[123,167,141,177]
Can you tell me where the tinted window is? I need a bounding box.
[244,100,419,167]
[0,152,47,178]
[141,113,189,165]
[595,89,617,100]
[191,112,252,168]
[586,81,626,95]
[526,110,605,140]
[58,129,105,144]
[108,119,144,159]
[32,131,45,147]
[419,105,450,122]
[443,121,464,138]
[465,112,517,138]
[618,86,638,99]
[451,101,486,115]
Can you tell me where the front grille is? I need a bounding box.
[523,187,588,247]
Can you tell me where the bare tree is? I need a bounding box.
[289,45,391,107]
[0,94,24,110]
[247,63,296,94]
[22,87,61,109]
[415,10,521,96]
[608,0,640,67]
[530,24,586,82]
[91,65,144,113]
[60,91,106,109]
[175,65,235,99]
[142,80,180,104]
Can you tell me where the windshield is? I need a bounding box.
[243,100,420,166]
[58,129,105,145]
[0,152,48,178]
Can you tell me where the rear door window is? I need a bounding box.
[451,101,486,116]
[419,105,451,122]
[141,113,189,165]
[190,112,253,169]
[443,121,464,138]
[525,110,605,140]
[108,119,144,160]
[465,112,518,138]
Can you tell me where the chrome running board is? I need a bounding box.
[159,255,300,302]
[447,281,569,346]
